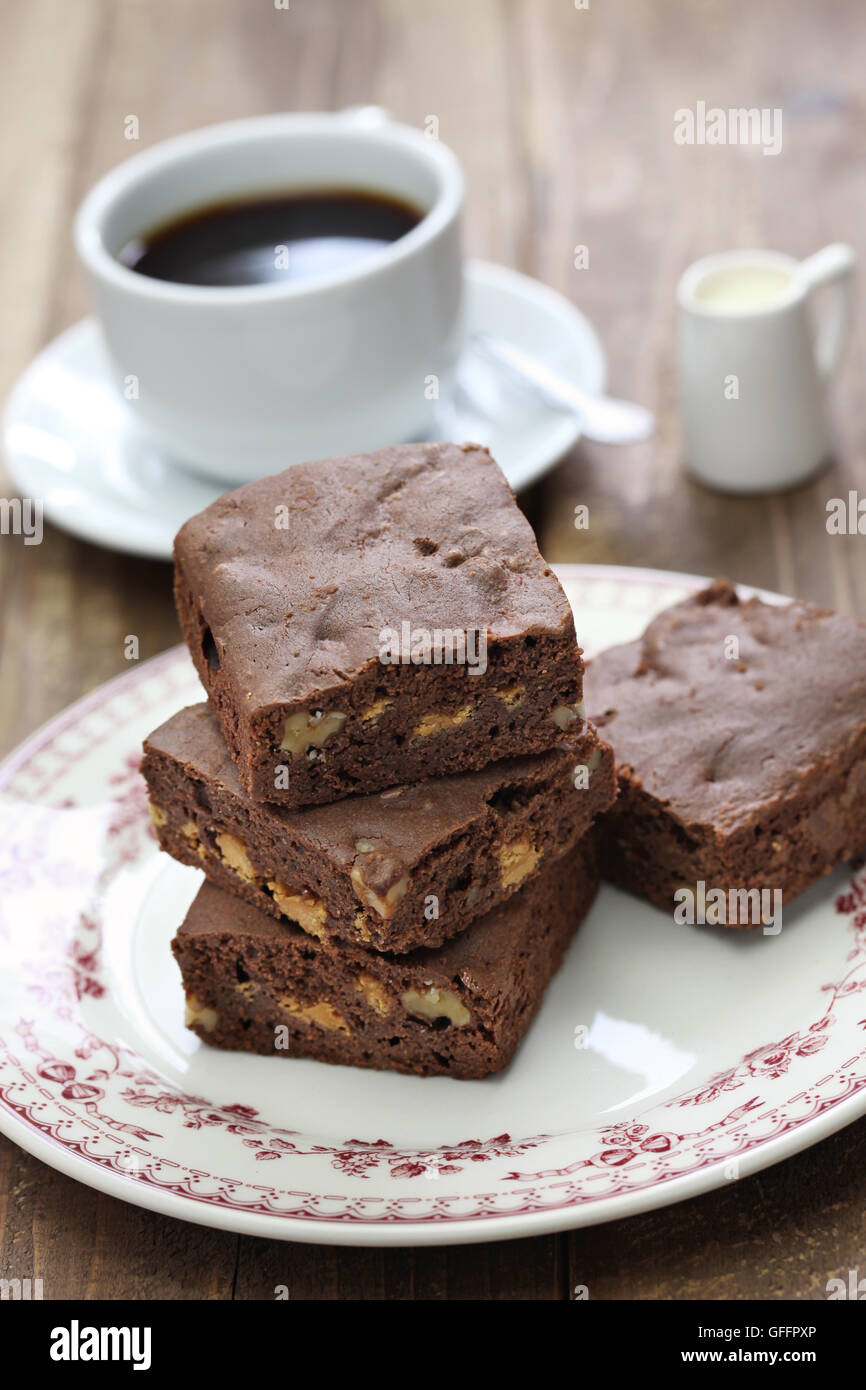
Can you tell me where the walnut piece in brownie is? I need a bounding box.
[173,442,584,807]
[584,579,866,918]
[143,702,614,952]
[172,838,599,1079]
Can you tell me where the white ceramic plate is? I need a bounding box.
[2,260,605,560]
[0,565,864,1247]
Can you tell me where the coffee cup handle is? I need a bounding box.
[796,243,857,381]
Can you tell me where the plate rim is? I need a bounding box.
[0,563,863,1248]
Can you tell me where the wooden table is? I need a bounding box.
[1,0,864,1300]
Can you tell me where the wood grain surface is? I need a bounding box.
[1,0,864,1300]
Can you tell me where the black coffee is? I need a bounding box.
[118,189,424,286]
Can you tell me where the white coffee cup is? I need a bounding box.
[74,110,464,483]
[677,244,856,493]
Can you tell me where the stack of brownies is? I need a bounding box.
[142,443,616,1079]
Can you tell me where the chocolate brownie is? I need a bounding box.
[172,837,599,1079]
[143,702,614,952]
[584,579,866,918]
[173,442,584,807]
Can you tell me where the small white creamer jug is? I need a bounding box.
[677,244,856,493]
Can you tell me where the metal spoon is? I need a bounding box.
[470,332,655,444]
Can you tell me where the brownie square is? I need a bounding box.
[173,442,584,807]
[584,579,866,918]
[172,836,599,1079]
[143,703,614,953]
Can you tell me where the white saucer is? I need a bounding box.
[2,260,605,561]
